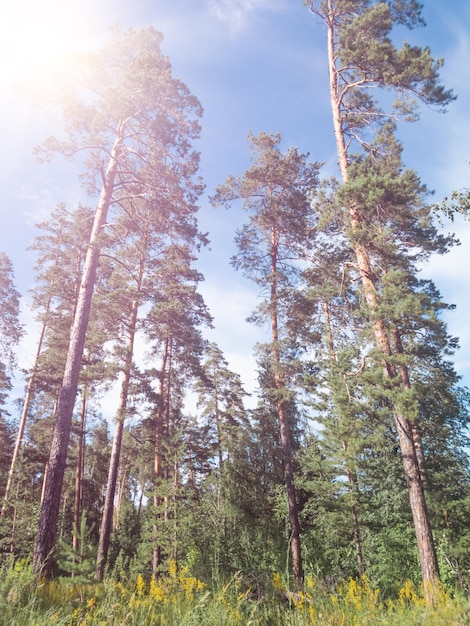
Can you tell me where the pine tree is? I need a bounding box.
[212,131,321,589]
[57,513,98,600]
[95,187,209,578]
[195,342,248,468]
[4,203,111,557]
[306,0,455,600]
[143,244,211,573]
[33,27,203,576]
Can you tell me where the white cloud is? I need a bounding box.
[198,280,266,400]
[428,8,470,189]
[434,22,470,193]
[205,0,283,32]
[421,217,470,387]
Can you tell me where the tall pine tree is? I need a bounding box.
[212,132,321,588]
[33,27,203,576]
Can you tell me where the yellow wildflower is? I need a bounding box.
[398,580,425,606]
[135,573,146,597]
[272,572,285,591]
[305,574,316,591]
[86,597,96,610]
[149,575,167,603]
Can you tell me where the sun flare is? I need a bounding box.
[0,1,100,97]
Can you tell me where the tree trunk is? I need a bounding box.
[40,396,58,507]
[1,297,50,517]
[33,132,123,577]
[114,458,129,530]
[95,409,125,580]
[393,328,429,490]
[95,292,140,581]
[172,457,178,561]
[73,388,87,556]
[7,460,22,556]
[153,337,169,574]
[392,408,438,584]
[270,231,303,589]
[214,383,223,468]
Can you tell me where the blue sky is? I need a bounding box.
[1,0,470,409]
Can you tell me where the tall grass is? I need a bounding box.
[0,560,469,625]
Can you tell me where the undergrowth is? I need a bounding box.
[0,560,469,625]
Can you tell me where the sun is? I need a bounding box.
[0,1,100,97]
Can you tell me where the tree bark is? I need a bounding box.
[33,132,123,577]
[95,290,140,581]
[393,328,429,490]
[95,403,125,580]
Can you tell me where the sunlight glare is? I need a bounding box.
[0,1,100,98]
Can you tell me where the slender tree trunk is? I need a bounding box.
[214,384,223,468]
[95,291,140,581]
[8,464,21,557]
[172,458,178,561]
[40,462,48,506]
[114,458,129,530]
[73,388,87,556]
[95,409,125,580]
[270,231,303,589]
[1,297,51,517]
[33,132,123,577]
[153,338,169,574]
[137,481,145,519]
[39,396,59,509]
[59,492,68,542]
[324,0,439,598]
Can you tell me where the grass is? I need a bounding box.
[1,561,469,625]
